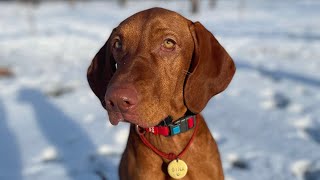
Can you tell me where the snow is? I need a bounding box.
[1,0,320,180]
[291,160,312,178]
[40,146,59,163]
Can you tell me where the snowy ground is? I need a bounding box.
[1,0,320,180]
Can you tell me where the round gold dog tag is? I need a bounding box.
[167,159,188,179]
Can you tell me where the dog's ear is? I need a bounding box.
[184,22,236,113]
[87,33,116,108]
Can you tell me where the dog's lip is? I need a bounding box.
[107,111,166,128]
[107,111,139,125]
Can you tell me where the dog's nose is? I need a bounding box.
[105,86,138,112]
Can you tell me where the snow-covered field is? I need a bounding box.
[1,0,320,179]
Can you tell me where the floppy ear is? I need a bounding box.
[184,22,236,113]
[87,34,116,108]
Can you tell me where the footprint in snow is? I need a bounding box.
[291,160,320,180]
[305,170,320,180]
[261,92,291,110]
[292,116,320,144]
[45,85,74,97]
[226,153,249,170]
[304,126,320,144]
[273,93,291,109]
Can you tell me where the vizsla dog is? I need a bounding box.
[87,8,235,180]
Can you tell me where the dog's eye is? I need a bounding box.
[113,39,122,50]
[163,39,176,49]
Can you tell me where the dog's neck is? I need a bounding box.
[131,114,199,163]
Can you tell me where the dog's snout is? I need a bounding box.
[105,86,138,112]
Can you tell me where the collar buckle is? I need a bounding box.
[169,117,189,136]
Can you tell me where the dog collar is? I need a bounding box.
[137,115,196,136]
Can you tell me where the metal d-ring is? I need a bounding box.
[135,125,146,135]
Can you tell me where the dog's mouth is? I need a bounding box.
[107,110,164,128]
[107,111,137,125]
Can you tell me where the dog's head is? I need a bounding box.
[87,8,235,128]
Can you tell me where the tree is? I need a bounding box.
[118,0,127,7]
[191,0,199,14]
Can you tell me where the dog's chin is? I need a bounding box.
[108,112,135,125]
[107,111,163,128]
[108,111,144,126]
[108,113,124,125]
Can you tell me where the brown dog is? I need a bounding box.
[87,7,235,180]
